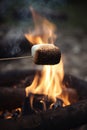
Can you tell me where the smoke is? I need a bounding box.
[0,0,67,58]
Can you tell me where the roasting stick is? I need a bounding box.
[0,44,61,65]
[0,55,32,61]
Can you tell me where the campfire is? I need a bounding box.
[0,7,87,130]
[24,7,76,113]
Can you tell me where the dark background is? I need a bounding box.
[0,0,87,81]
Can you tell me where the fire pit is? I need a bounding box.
[0,7,87,130]
[0,70,87,130]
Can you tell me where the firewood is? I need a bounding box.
[0,69,87,101]
[63,74,87,100]
[0,99,87,130]
[0,70,36,86]
[0,73,87,110]
[22,95,63,116]
[0,87,25,110]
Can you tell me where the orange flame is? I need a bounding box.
[26,59,64,102]
[25,7,56,44]
[25,7,71,109]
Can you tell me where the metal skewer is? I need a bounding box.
[0,55,32,61]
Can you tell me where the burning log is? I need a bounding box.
[0,87,25,110]
[0,70,36,86]
[63,74,87,100]
[0,99,87,130]
[0,73,87,110]
[22,94,63,115]
[0,88,63,111]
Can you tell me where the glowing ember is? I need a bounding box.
[25,7,71,110]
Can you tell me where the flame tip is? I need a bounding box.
[25,7,71,110]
